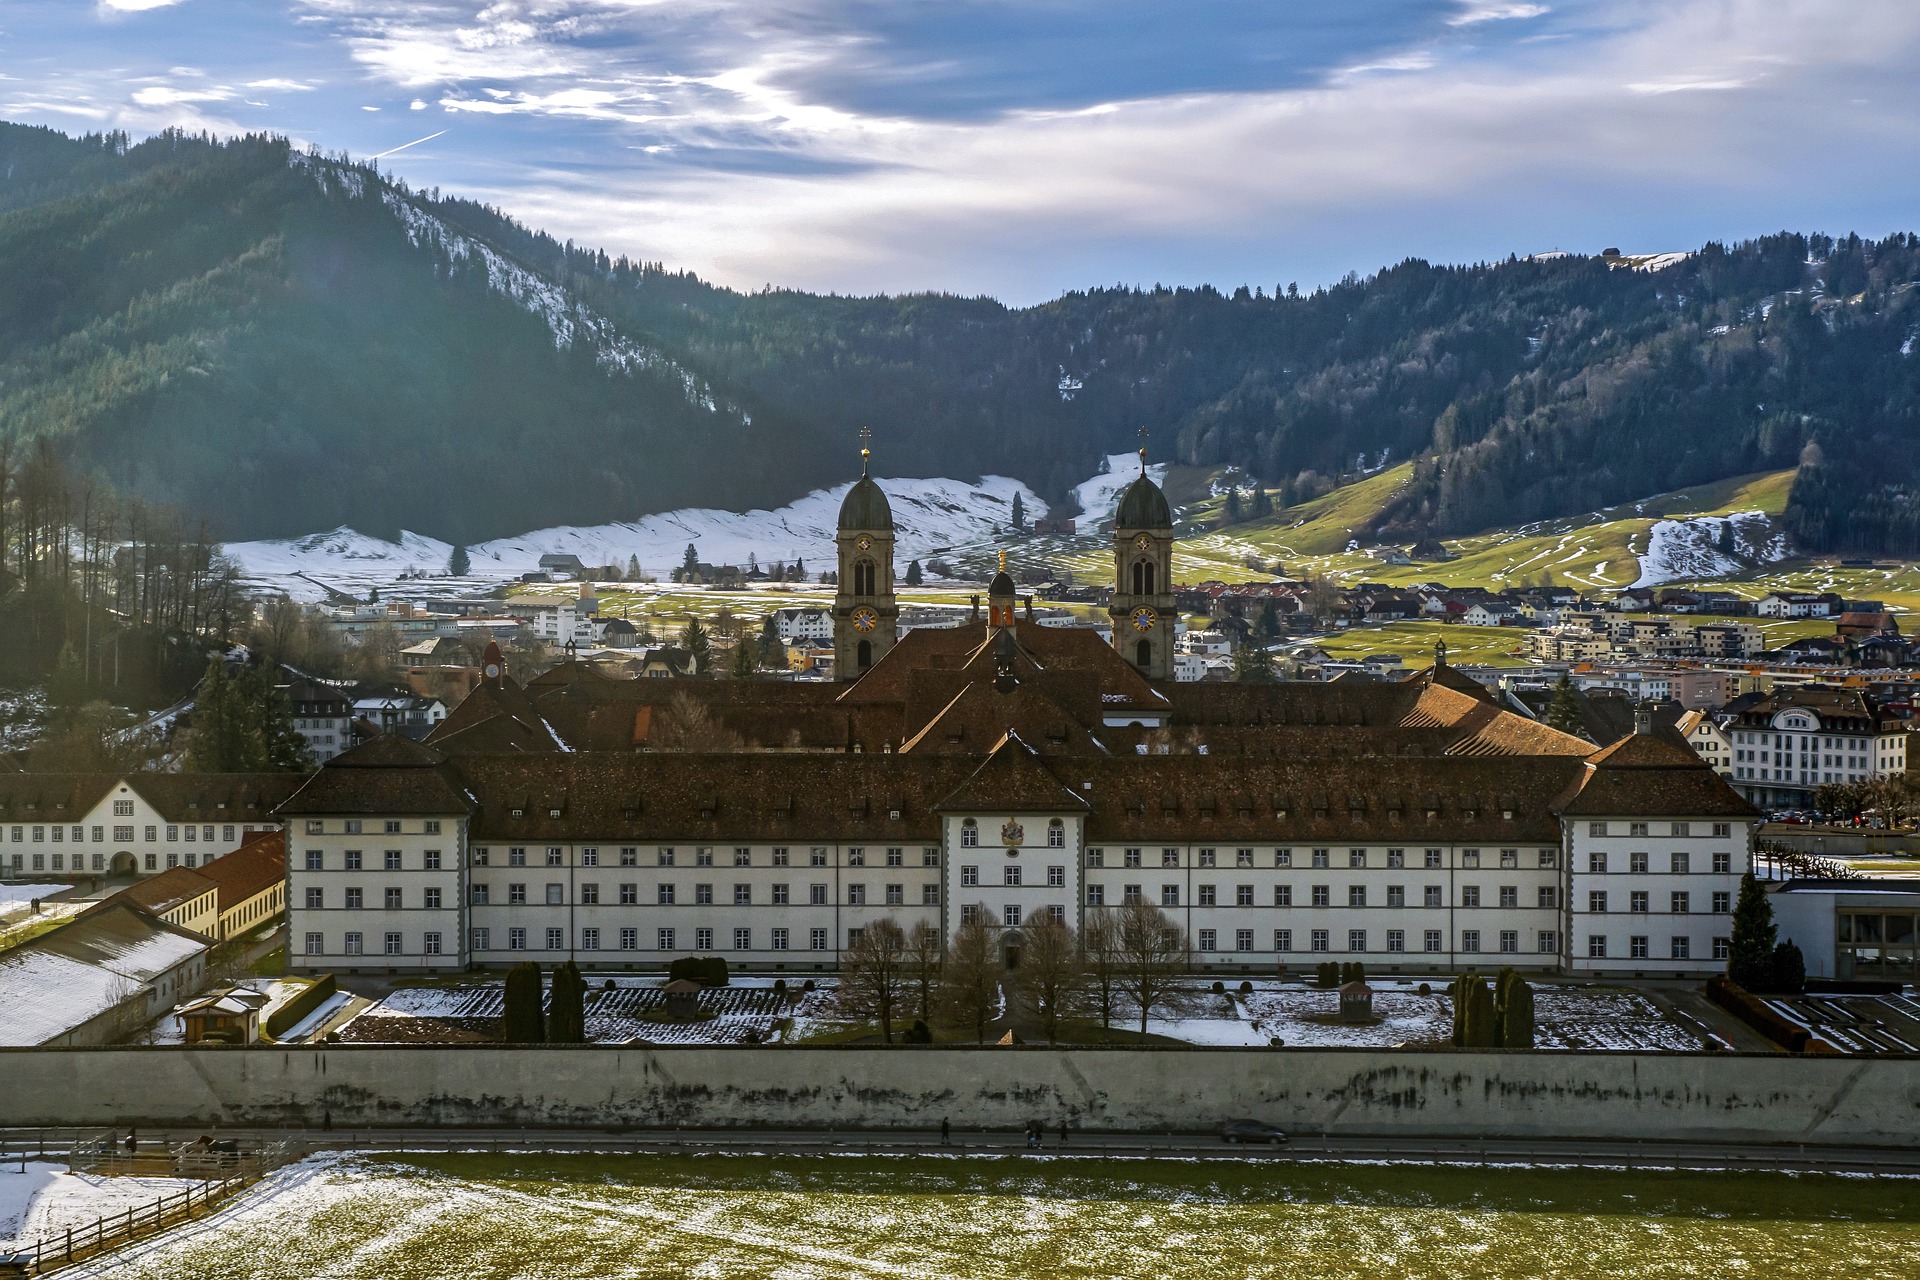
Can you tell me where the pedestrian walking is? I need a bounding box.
[1058,1121,1068,1147]
[124,1129,137,1156]
[940,1117,951,1145]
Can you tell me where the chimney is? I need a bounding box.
[1633,704,1653,735]
[970,595,980,623]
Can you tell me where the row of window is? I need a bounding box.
[466,882,944,907]
[1587,890,1729,914]
[306,819,443,835]
[961,865,1068,887]
[10,850,216,873]
[960,820,1068,848]
[305,887,447,910]
[1588,935,1725,960]
[1585,852,1732,874]
[1087,847,1562,869]
[1085,884,1560,908]
[304,850,444,871]
[468,845,941,868]
[1586,822,1734,838]
[4,823,238,844]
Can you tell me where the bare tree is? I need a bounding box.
[906,921,944,1023]
[840,917,909,1043]
[1115,900,1188,1038]
[939,910,1002,1044]
[1015,913,1083,1045]
[1081,910,1123,1031]
[652,691,743,752]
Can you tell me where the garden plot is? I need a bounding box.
[1531,988,1711,1051]
[1230,983,1454,1048]
[336,979,790,1045]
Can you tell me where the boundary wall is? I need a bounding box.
[2,1047,1916,1146]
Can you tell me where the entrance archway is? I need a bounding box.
[108,851,137,878]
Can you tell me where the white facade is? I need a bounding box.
[0,780,280,881]
[775,608,834,645]
[1729,709,1907,797]
[289,813,468,972]
[1565,817,1751,975]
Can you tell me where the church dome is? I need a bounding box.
[1115,473,1171,529]
[838,474,893,532]
[988,567,1017,598]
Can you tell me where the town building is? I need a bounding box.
[0,901,210,1047]
[0,775,297,881]
[280,455,1757,981]
[283,676,354,763]
[1726,687,1910,806]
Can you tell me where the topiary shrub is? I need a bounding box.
[1239,980,1254,996]
[502,962,546,1043]
[668,956,731,987]
[548,961,587,1044]
[1211,980,1226,995]
[1770,941,1807,995]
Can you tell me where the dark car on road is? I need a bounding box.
[1219,1119,1288,1145]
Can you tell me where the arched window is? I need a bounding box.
[1136,639,1152,668]
[857,639,872,669]
[853,560,876,595]
[1132,559,1155,595]
[1047,819,1065,848]
[961,819,979,848]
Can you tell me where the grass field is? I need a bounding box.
[90,1152,1920,1280]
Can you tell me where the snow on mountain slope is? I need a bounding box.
[1631,510,1789,588]
[226,474,1052,599]
[1072,453,1169,529]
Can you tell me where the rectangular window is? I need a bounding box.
[1005,866,1022,887]
[1161,884,1179,907]
[658,928,676,951]
[1589,890,1609,913]
[1712,823,1731,838]
[847,884,867,905]
[771,928,789,951]
[580,883,600,905]
[734,884,752,905]
[546,847,564,867]
[1424,850,1443,868]
[1274,885,1292,906]
[1588,822,1607,837]
[620,883,638,905]
[810,884,828,905]
[1236,884,1255,907]
[1424,929,1443,953]
[1461,929,1481,953]
[424,850,442,871]
[1086,848,1106,868]
[581,848,599,867]
[1671,852,1691,875]
[1499,886,1518,909]
[1424,886,1443,908]
[1630,852,1648,874]
[922,884,940,905]
[1310,929,1329,952]
[695,927,713,950]
[1234,928,1254,952]
[1276,849,1293,867]
[344,850,363,871]
[1386,885,1405,908]
[961,865,979,887]
[113,825,132,843]
[305,887,324,910]
[471,884,490,905]
[144,825,156,843]
[621,928,639,950]
[1712,891,1731,914]
[1630,822,1648,838]
[1124,848,1142,867]
[810,848,829,867]
[847,848,865,866]
[580,928,600,951]
[1347,929,1366,952]
[696,848,715,867]
[304,932,324,955]
[472,847,490,866]
[345,888,363,910]
[924,848,940,867]
[772,847,790,867]
[1537,931,1558,953]
[1500,849,1518,869]
[1386,848,1405,869]
[1123,885,1142,904]
[1162,848,1180,867]
[810,927,829,951]
[1347,885,1366,908]
[1630,935,1649,959]
[384,850,402,871]
[1198,884,1216,907]
[695,884,714,905]
[1087,885,1105,906]
[1003,905,1022,928]
[1312,849,1330,868]
[1713,936,1731,960]
[508,928,527,950]
[886,847,904,867]
[1588,851,1608,874]
[543,928,563,951]
[734,927,752,950]
[1499,930,1518,954]
[510,847,528,867]
[508,884,526,905]
[424,887,441,910]
[1713,852,1731,874]
[384,932,403,956]
[1237,848,1255,867]
[425,820,441,835]
[886,884,904,906]
[1672,891,1691,915]
[1048,865,1066,888]
[1539,849,1558,868]
[1671,822,1690,838]
[1198,848,1215,867]
[471,928,491,952]
[736,847,753,867]
[659,848,676,866]
[1348,849,1367,868]
[344,932,363,956]
[384,888,402,910]
[1538,887,1558,909]
[306,850,324,871]
[1275,929,1293,952]
[1461,886,1480,909]
[1311,885,1329,908]
[1198,929,1217,952]
[1386,929,1405,953]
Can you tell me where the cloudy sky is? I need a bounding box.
[7,1,1919,303]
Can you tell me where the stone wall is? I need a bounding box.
[2,1047,1913,1146]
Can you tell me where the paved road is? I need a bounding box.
[7,1127,1916,1176]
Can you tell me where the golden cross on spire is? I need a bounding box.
[998,549,1007,572]
[1137,425,1149,473]
[859,425,872,472]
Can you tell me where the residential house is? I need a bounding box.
[0,775,297,882]
[1755,591,1845,618]
[283,676,354,763]
[0,901,210,1046]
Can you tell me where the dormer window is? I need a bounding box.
[1047,819,1065,848]
[961,819,979,848]
[511,808,523,818]
[549,808,561,819]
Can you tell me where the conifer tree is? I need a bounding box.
[905,560,923,586]
[1233,643,1276,682]
[449,545,471,576]
[729,639,758,680]
[1257,599,1282,638]
[547,961,586,1043]
[627,555,642,580]
[1770,940,1806,995]
[1225,489,1242,523]
[502,963,546,1043]
[1010,492,1026,533]
[682,544,699,575]
[1727,871,1777,990]
[681,617,711,673]
[1545,675,1587,739]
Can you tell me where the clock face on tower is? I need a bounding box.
[855,535,873,551]
[1130,606,1158,632]
[851,606,879,632]
[1133,533,1152,552]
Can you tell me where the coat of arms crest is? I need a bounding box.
[1000,819,1024,847]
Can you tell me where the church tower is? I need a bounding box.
[834,430,899,679]
[1107,443,1175,681]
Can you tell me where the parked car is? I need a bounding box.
[1219,1119,1288,1145]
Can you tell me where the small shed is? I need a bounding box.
[1338,980,1375,1024]
[662,978,703,1019]
[178,988,267,1045]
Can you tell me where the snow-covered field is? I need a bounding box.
[0,1163,200,1249]
[337,978,793,1045]
[1631,510,1790,588]
[222,451,1176,602]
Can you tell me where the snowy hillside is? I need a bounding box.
[226,473,1055,599]
[1631,510,1790,588]
[1072,453,1170,530]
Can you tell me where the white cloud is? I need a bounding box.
[99,0,190,11]
[245,78,317,92]
[129,85,232,106]
[410,98,428,109]
[1448,2,1549,25]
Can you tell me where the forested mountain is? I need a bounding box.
[4,122,1919,550]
